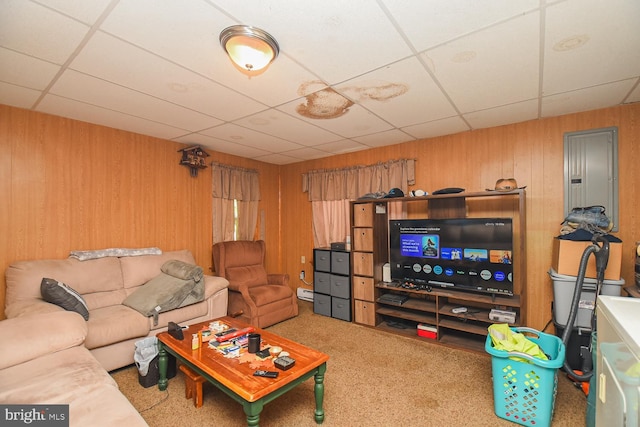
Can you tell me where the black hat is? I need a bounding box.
[383,188,405,198]
[432,187,464,195]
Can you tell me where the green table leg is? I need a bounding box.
[158,344,168,391]
[314,363,327,424]
[243,400,263,427]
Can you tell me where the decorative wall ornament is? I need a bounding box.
[178,145,210,177]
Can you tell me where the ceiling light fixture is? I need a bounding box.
[219,25,279,75]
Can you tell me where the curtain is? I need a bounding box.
[302,159,415,201]
[303,159,414,247]
[311,199,351,248]
[211,162,260,243]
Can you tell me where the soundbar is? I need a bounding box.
[428,280,455,287]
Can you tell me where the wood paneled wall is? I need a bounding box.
[0,105,281,319]
[280,103,640,331]
[2,103,639,330]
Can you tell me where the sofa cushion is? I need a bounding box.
[249,284,294,306]
[5,257,123,308]
[84,305,150,350]
[120,250,196,289]
[0,311,87,370]
[41,278,90,320]
[0,345,148,426]
[0,346,116,403]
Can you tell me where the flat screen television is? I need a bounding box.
[389,218,514,296]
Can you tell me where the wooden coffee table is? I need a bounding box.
[156,317,329,426]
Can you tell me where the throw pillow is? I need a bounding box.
[40,278,90,320]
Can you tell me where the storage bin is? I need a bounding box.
[313,292,331,317]
[138,352,177,388]
[552,238,622,280]
[549,268,623,329]
[485,327,566,427]
[553,322,593,371]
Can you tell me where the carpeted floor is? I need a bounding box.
[111,301,587,426]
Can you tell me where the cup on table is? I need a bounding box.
[248,333,261,353]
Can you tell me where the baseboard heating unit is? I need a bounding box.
[297,287,314,302]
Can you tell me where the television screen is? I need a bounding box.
[389,218,514,296]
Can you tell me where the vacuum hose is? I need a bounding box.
[560,235,609,382]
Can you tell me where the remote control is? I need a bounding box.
[253,370,279,378]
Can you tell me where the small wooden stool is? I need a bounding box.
[179,364,205,408]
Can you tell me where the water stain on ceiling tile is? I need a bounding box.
[296,80,409,120]
[348,82,409,102]
[296,82,354,119]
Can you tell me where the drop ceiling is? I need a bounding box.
[1,0,639,165]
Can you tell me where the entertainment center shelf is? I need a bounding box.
[350,189,526,353]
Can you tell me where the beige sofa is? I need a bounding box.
[0,311,149,426]
[4,249,229,371]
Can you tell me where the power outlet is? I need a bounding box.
[299,270,305,280]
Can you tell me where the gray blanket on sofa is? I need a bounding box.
[122,260,204,326]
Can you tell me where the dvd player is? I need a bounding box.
[377,293,409,305]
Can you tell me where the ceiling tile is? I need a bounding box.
[464,99,539,130]
[278,98,393,138]
[0,82,42,109]
[278,146,336,161]
[335,57,456,128]
[37,94,191,139]
[0,47,60,90]
[174,133,272,159]
[543,0,640,95]
[253,152,301,165]
[100,0,234,81]
[382,0,540,52]
[200,123,305,152]
[402,116,470,140]
[541,79,638,117]
[233,109,342,145]
[354,129,417,148]
[423,11,540,113]
[33,0,113,24]
[210,0,413,84]
[314,139,370,155]
[50,70,223,131]
[627,83,640,103]
[0,0,90,64]
[69,31,267,121]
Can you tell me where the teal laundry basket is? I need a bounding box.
[485,327,566,427]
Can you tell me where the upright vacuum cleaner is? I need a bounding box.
[559,234,610,427]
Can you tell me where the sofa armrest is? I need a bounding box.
[4,299,64,319]
[0,311,87,370]
[267,273,290,286]
[203,274,229,299]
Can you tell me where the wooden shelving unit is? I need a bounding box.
[350,189,526,353]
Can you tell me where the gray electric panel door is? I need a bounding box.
[563,127,618,231]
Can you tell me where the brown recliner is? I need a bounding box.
[211,240,298,328]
